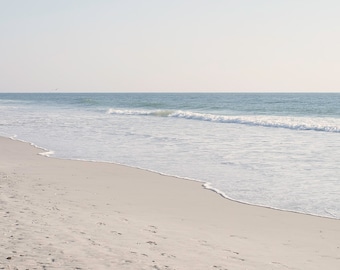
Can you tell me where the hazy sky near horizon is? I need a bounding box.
[1,0,340,92]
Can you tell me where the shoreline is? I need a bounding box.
[1,136,339,269]
[8,135,339,221]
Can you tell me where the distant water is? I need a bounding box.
[1,93,339,219]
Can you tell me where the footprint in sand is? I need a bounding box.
[144,225,158,234]
[110,230,122,235]
[161,253,176,259]
[146,241,157,246]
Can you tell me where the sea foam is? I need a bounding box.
[107,108,340,133]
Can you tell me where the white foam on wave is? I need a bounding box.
[107,108,340,133]
[106,108,173,117]
[39,150,55,157]
[8,135,55,157]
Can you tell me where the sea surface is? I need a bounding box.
[0,93,339,219]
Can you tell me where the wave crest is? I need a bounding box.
[106,108,340,133]
[107,108,173,117]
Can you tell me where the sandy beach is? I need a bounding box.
[0,137,339,269]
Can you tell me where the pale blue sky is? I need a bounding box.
[1,0,339,92]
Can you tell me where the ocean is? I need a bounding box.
[0,93,339,219]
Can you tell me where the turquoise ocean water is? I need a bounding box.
[0,93,339,219]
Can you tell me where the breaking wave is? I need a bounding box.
[107,108,340,133]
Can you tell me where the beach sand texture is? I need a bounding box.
[1,137,339,269]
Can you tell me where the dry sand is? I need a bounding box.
[0,136,339,269]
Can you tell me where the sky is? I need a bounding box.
[1,0,340,93]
